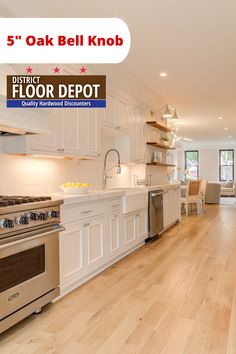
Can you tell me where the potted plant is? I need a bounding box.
[160,136,169,146]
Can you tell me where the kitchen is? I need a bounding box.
[0,62,181,335]
[1,1,236,353]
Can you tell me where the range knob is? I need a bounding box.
[16,215,29,225]
[38,212,48,221]
[28,212,38,221]
[0,218,14,229]
[48,210,59,218]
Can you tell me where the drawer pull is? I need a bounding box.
[112,204,120,208]
[81,210,92,214]
[83,222,90,227]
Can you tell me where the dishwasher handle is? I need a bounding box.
[151,192,165,197]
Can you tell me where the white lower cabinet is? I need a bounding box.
[108,211,121,258]
[123,208,148,250]
[163,188,181,229]
[136,209,147,241]
[60,221,85,289]
[59,199,147,296]
[124,214,136,247]
[86,216,105,271]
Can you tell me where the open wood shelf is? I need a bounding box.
[146,162,176,167]
[146,142,175,150]
[146,121,173,133]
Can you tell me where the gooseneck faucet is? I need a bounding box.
[103,149,121,189]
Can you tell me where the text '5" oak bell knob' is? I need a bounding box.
[38,212,48,221]
[48,210,59,218]
[0,219,14,228]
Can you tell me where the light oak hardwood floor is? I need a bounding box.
[1,203,236,354]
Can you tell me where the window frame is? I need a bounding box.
[184,150,199,180]
[219,149,234,181]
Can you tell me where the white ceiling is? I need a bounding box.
[1,0,236,146]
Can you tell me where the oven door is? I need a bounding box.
[0,226,63,320]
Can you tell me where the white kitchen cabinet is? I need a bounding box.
[117,97,129,131]
[59,198,122,296]
[130,106,145,163]
[136,209,147,242]
[108,211,121,258]
[60,221,85,289]
[163,188,181,229]
[123,208,148,250]
[102,92,117,129]
[124,214,136,248]
[86,216,106,270]
[29,110,59,153]
[29,108,100,158]
[101,92,129,133]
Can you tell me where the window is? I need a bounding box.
[219,149,234,181]
[185,150,199,180]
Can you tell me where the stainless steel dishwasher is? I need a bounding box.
[146,189,165,242]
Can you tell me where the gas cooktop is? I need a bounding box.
[0,195,52,207]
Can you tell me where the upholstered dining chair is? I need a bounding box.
[181,179,202,215]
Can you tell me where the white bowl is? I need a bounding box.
[59,186,89,195]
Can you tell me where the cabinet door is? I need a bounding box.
[86,216,105,269]
[85,109,101,157]
[136,209,147,241]
[117,97,129,132]
[108,212,121,257]
[123,214,136,248]
[163,191,170,228]
[173,188,181,221]
[60,222,84,288]
[60,109,83,155]
[135,108,145,162]
[29,110,59,152]
[130,106,145,163]
[102,92,117,128]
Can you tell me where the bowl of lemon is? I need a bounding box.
[60,182,92,195]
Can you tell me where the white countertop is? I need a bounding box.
[50,189,125,206]
[50,183,180,206]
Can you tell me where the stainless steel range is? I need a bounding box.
[0,195,64,334]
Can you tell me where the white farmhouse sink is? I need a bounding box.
[110,188,148,213]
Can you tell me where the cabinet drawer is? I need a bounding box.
[61,203,103,224]
[105,199,121,212]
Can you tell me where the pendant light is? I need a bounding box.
[172,110,179,121]
[162,105,172,118]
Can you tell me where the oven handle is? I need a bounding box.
[0,226,65,249]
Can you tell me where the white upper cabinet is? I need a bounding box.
[29,109,59,153]
[30,108,100,158]
[130,106,145,163]
[101,92,129,133]
[117,97,129,131]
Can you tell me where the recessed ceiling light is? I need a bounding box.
[218,116,223,120]
[224,127,228,130]
[228,135,232,138]
[160,72,167,77]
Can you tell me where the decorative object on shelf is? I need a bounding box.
[150,104,180,122]
[133,174,152,187]
[152,151,162,163]
[160,135,169,145]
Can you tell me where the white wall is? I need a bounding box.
[177,145,236,182]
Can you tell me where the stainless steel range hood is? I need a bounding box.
[0,65,49,135]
